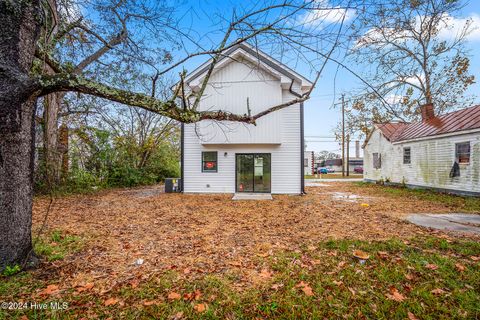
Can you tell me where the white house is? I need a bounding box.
[363,104,480,196]
[304,151,315,175]
[180,43,313,194]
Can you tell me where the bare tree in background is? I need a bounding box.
[0,0,357,269]
[346,0,475,133]
[37,0,176,185]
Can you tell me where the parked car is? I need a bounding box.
[354,167,363,174]
[318,167,328,174]
[327,168,335,173]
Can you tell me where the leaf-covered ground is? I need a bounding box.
[1,182,479,319]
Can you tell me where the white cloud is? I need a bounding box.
[384,94,404,104]
[298,0,356,27]
[438,13,480,42]
[353,12,480,51]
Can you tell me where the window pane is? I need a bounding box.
[203,152,217,162]
[373,153,381,169]
[456,143,470,164]
[403,147,411,164]
[202,152,217,172]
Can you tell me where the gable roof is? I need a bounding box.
[376,122,409,141]
[184,42,313,92]
[371,105,480,144]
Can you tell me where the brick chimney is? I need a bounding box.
[420,103,435,121]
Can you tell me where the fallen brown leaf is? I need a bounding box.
[193,303,207,313]
[353,250,370,260]
[40,284,59,296]
[470,256,479,261]
[431,288,446,295]
[333,280,343,286]
[348,287,356,296]
[425,263,438,270]
[168,292,181,300]
[385,287,405,302]
[377,251,389,259]
[129,279,140,288]
[295,281,314,296]
[271,283,283,290]
[104,298,119,306]
[259,269,272,279]
[407,312,419,320]
[76,283,94,293]
[455,263,466,272]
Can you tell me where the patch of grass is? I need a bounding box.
[355,182,480,212]
[34,229,83,262]
[2,265,21,277]
[1,236,479,319]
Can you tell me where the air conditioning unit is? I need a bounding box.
[165,178,182,193]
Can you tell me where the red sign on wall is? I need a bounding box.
[205,162,215,169]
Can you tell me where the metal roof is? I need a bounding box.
[376,105,480,143]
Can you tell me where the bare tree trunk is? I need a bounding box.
[58,122,69,180]
[0,0,42,270]
[43,91,62,184]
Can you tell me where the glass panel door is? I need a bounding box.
[254,154,271,192]
[236,154,254,192]
[236,154,271,193]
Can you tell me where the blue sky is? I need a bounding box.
[171,0,480,155]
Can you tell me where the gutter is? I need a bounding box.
[300,102,306,195]
[180,122,184,192]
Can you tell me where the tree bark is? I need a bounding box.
[0,0,42,270]
[58,122,69,180]
[43,91,62,184]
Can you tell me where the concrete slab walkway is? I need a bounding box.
[407,213,480,234]
[305,178,363,185]
[232,193,273,200]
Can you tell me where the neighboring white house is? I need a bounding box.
[363,104,480,196]
[304,151,315,175]
[181,43,313,194]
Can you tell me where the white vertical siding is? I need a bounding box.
[364,129,480,194]
[195,58,282,144]
[183,58,302,194]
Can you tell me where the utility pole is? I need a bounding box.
[346,134,350,176]
[341,94,345,177]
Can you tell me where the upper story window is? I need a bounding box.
[455,142,470,164]
[304,158,308,167]
[373,153,381,169]
[403,147,411,164]
[202,151,217,172]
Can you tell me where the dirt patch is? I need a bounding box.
[31,183,476,291]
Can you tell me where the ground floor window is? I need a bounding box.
[403,147,411,164]
[373,153,381,169]
[202,151,217,172]
[455,142,470,164]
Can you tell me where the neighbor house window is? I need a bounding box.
[202,151,217,172]
[304,158,308,167]
[373,153,381,169]
[403,147,411,164]
[455,142,470,164]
